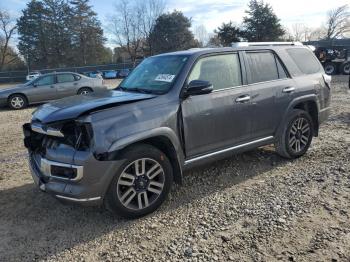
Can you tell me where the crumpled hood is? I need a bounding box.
[32,90,157,123]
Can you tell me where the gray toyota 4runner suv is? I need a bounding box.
[23,43,331,218]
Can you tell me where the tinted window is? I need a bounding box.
[246,52,279,83]
[36,75,55,86]
[57,74,75,83]
[188,54,242,90]
[287,48,321,74]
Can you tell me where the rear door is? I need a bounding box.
[181,52,252,158]
[29,75,57,102]
[244,50,295,139]
[56,73,80,98]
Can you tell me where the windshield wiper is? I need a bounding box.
[122,87,156,94]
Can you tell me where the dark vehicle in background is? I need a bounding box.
[23,43,331,218]
[314,46,350,75]
[118,68,130,78]
[0,72,106,109]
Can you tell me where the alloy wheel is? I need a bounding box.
[288,117,311,153]
[80,90,90,95]
[11,96,25,109]
[117,158,165,210]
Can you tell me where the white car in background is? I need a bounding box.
[26,71,41,81]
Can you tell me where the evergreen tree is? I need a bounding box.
[242,0,285,41]
[70,0,106,65]
[215,22,241,46]
[17,0,106,68]
[149,11,199,54]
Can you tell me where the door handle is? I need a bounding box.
[282,87,295,93]
[50,85,55,88]
[235,95,251,103]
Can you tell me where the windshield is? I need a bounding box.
[119,55,189,94]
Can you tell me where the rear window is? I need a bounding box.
[246,51,279,83]
[57,74,75,83]
[286,48,321,74]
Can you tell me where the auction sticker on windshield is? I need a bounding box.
[155,74,175,82]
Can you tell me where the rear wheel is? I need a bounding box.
[340,62,350,75]
[275,109,313,159]
[105,144,173,218]
[77,87,93,95]
[324,63,336,75]
[8,94,28,110]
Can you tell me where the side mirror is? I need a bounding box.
[184,80,213,97]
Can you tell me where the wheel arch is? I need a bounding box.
[105,127,184,184]
[277,95,320,138]
[7,93,29,104]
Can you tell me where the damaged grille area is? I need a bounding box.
[23,121,93,154]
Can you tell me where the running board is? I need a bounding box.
[184,136,274,165]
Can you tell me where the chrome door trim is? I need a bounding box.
[184,136,273,165]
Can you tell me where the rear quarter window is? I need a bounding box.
[286,48,322,75]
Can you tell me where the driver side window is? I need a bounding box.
[188,54,242,90]
[35,75,55,86]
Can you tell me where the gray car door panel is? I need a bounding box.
[249,79,295,138]
[181,53,251,158]
[244,50,295,138]
[182,87,252,157]
[28,75,57,103]
[56,74,80,98]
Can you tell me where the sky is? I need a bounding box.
[1,0,349,45]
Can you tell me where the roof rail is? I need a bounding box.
[232,42,303,47]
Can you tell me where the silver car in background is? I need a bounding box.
[0,72,106,109]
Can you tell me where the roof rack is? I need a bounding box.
[232,42,303,47]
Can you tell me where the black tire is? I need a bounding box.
[77,87,93,95]
[340,62,350,75]
[275,109,313,159]
[324,63,336,75]
[8,94,28,110]
[105,144,173,218]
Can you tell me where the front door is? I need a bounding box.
[29,75,57,103]
[181,53,252,158]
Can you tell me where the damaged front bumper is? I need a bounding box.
[23,122,121,206]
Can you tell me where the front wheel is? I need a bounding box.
[105,144,173,218]
[8,94,28,110]
[275,109,313,159]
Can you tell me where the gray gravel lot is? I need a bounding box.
[0,76,349,261]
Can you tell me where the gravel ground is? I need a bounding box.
[0,76,349,262]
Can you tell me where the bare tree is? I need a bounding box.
[110,0,165,61]
[111,0,143,64]
[138,0,165,55]
[194,24,209,47]
[0,10,17,71]
[325,4,350,39]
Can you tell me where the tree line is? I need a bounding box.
[0,0,349,71]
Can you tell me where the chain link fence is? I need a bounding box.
[0,61,140,83]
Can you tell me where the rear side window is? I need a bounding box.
[286,48,321,74]
[188,53,242,90]
[57,74,75,83]
[246,51,280,83]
